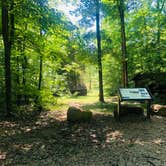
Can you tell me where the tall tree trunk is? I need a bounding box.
[157,0,161,62]
[118,0,128,88]
[22,54,28,103]
[2,0,14,116]
[143,18,148,71]
[21,24,28,104]
[34,54,43,110]
[96,0,104,102]
[156,0,165,71]
[38,54,43,91]
[16,55,21,105]
[34,30,43,109]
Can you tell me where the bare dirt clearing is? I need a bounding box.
[0,107,166,166]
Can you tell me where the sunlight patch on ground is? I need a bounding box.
[152,138,165,145]
[13,144,33,152]
[106,131,123,143]
[134,139,145,145]
[0,152,6,160]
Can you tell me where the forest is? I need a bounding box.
[0,0,166,165]
[1,0,166,115]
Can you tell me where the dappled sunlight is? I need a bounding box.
[61,96,99,105]
[48,110,67,121]
[155,116,164,119]
[13,144,33,152]
[0,121,17,128]
[1,0,166,164]
[106,130,123,143]
[134,139,145,146]
[0,110,166,165]
[0,152,6,160]
[152,138,165,145]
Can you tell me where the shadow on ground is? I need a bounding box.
[0,109,166,165]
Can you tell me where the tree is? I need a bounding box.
[96,0,104,102]
[2,0,14,116]
[125,0,166,75]
[74,0,104,102]
[117,0,128,87]
[1,0,79,109]
[156,0,166,71]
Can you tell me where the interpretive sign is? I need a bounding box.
[119,88,152,101]
[116,88,153,121]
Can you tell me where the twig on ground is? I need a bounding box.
[142,155,160,160]
[147,160,156,166]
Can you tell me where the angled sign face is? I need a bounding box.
[119,88,152,100]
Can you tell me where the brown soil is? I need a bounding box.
[0,107,166,166]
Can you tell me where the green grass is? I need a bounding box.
[47,90,117,114]
[48,91,98,111]
[82,101,116,113]
[46,90,149,117]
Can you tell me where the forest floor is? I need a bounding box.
[0,97,166,166]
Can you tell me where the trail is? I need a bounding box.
[0,107,166,165]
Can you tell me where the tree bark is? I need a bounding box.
[34,30,43,109]
[156,0,165,67]
[16,55,21,105]
[118,0,128,88]
[157,1,161,58]
[21,24,28,104]
[22,54,28,103]
[96,0,104,102]
[38,54,43,91]
[34,52,43,110]
[2,0,14,116]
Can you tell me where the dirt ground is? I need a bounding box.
[0,107,166,166]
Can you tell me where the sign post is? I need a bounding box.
[117,88,153,120]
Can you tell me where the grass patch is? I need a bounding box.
[48,94,98,111]
[82,102,116,114]
[47,90,117,114]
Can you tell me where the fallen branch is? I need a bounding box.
[143,154,160,160]
[147,160,156,166]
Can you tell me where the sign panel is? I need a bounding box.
[119,88,152,100]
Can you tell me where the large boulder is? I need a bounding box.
[67,71,87,96]
[67,106,92,123]
[69,83,87,96]
[151,104,166,117]
[133,72,166,103]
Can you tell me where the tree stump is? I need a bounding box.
[67,106,92,123]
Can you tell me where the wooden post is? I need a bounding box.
[117,98,121,121]
[147,100,151,119]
